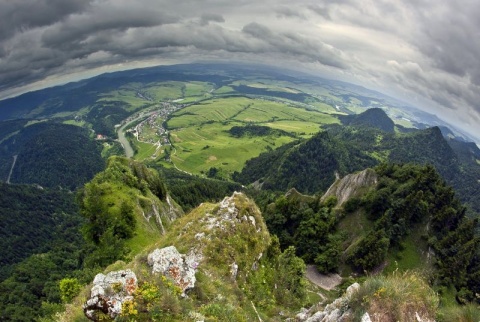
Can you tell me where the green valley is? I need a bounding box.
[0,63,479,321]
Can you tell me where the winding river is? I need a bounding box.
[117,112,156,158]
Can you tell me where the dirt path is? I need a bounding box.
[6,155,17,184]
[305,265,342,291]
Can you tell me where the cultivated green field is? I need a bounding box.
[159,96,341,177]
[98,88,152,110]
[56,75,397,178]
[167,97,252,128]
[97,81,215,110]
[168,122,294,176]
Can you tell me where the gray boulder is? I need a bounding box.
[83,269,137,321]
[147,245,200,295]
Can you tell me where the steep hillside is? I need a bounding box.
[236,130,377,193]
[237,110,480,213]
[0,156,183,321]
[60,171,479,321]
[154,165,244,212]
[0,183,81,281]
[296,273,437,322]
[0,122,104,190]
[77,156,183,266]
[262,163,480,304]
[339,107,395,133]
[321,168,378,206]
[61,192,309,321]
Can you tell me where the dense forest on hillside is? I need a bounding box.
[236,115,480,214]
[338,107,395,133]
[0,183,82,281]
[155,165,244,212]
[262,163,480,303]
[0,157,178,321]
[0,122,104,190]
[0,183,86,321]
[86,102,132,137]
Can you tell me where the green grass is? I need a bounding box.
[168,97,340,129]
[264,120,321,136]
[214,86,235,94]
[63,119,87,127]
[98,89,152,110]
[143,82,184,101]
[155,96,342,177]
[25,119,47,127]
[384,235,425,273]
[134,140,159,160]
[348,271,439,322]
[308,102,339,113]
[184,81,214,97]
[167,97,252,128]
[437,303,480,322]
[245,82,302,94]
[233,101,336,124]
[169,122,294,176]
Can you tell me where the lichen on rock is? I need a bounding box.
[147,246,201,295]
[83,269,137,321]
[294,282,360,322]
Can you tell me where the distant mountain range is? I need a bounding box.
[0,63,477,143]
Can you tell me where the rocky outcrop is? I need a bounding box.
[83,269,137,321]
[141,195,184,235]
[201,191,260,232]
[295,280,436,322]
[294,283,360,322]
[81,192,271,321]
[147,246,201,295]
[175,192,270,282]
[321,168,377,206]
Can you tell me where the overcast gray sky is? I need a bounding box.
[1,0,479,140]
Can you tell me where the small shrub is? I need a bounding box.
[120,300,138,319]
[59,278,82,303]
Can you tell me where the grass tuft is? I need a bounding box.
[349,271,439,322]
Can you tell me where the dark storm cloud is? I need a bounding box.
[41,5,179,48]
[0,1,350,91]
[0,0,92,41]
[242,22,348,68]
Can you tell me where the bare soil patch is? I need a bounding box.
[305,265,342,291]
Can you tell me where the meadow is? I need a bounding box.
[161,96,341,177]
[44,76,382,179]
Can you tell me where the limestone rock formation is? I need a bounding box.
[83,269,137,321]
[294,283,360,322]
[321,168,378,206]
[147,246,200,295]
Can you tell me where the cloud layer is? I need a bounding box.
[0,0,479,140]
